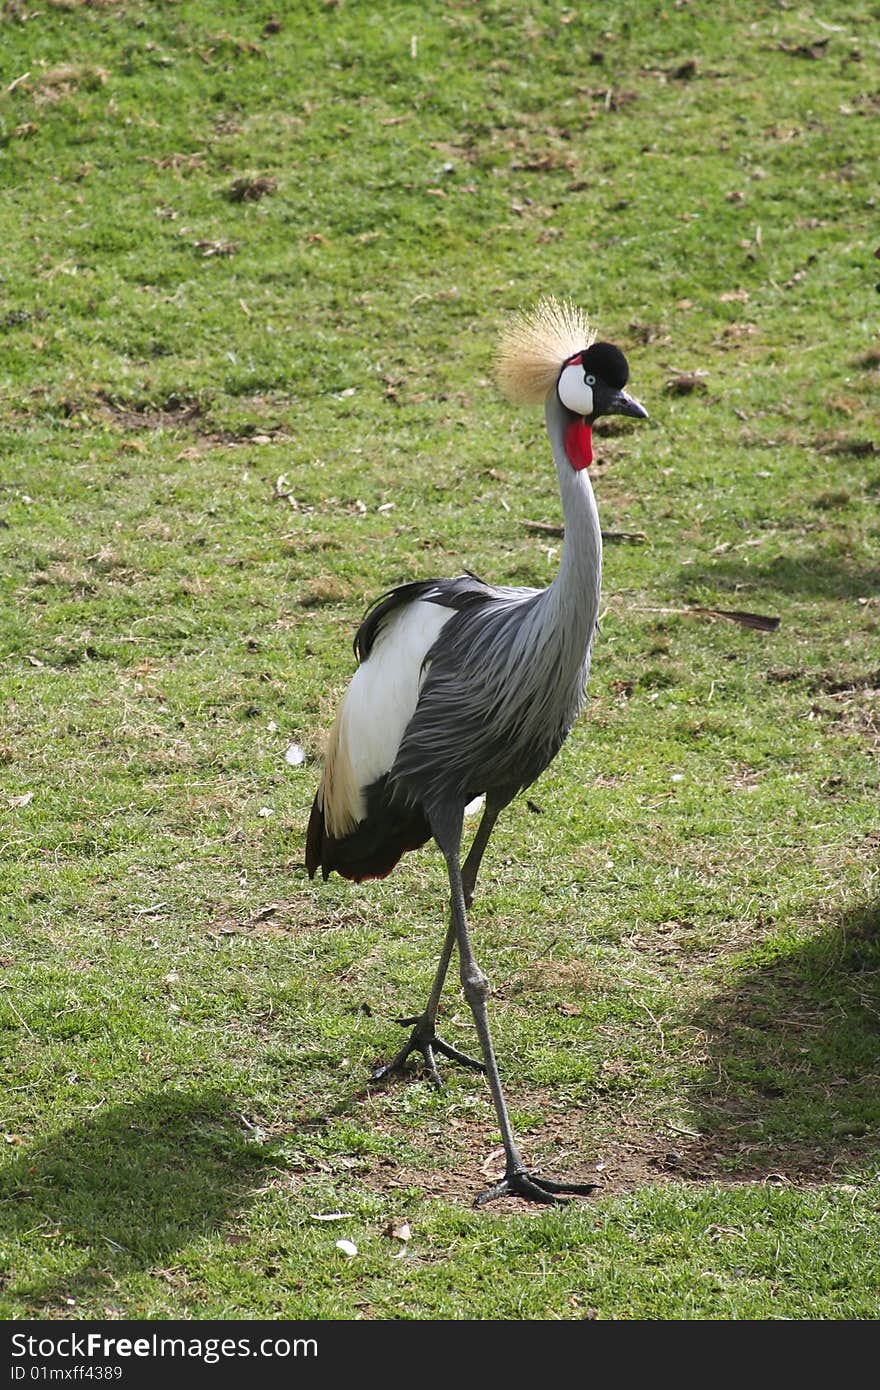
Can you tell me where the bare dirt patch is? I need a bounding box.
[95,391,203,431]
[352,1075,874,1210]
[87,390,292,447]
[204,896,374,939]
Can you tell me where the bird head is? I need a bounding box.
[556,341,647,470]
[496,297,648,471]
[556,342,648,424]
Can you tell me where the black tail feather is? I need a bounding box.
[305,792,325,880]
[306,776,432,883]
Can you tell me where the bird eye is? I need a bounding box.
[584,374,596,387]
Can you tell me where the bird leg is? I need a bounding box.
[460,794,504,909]
[437,811,597,1208]
[370,915,485,1090]
[370,795,507,1087]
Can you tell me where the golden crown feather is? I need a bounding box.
[495,296,596,406]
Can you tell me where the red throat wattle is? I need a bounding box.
[564,420,593,471]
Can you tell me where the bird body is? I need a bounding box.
[307,396,602,883]
[306,299,647,1204]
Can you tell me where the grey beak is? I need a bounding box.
[604,389,649,420]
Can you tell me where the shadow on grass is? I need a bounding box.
[677,551,880,603]
[685,898,880,1182]
[0,1088,270,1313]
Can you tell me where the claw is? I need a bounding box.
[370,1013,486,1089]
[474,1167,598,1207]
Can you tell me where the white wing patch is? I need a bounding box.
[321,599,455,837]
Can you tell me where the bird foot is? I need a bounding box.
[474,1166,598,1208]
[370,1013,486,1090]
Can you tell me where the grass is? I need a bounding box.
[0,0,878,1320]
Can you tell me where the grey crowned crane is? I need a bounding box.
[306,298,648,1205]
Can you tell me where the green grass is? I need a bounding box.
[1,0,878,1320]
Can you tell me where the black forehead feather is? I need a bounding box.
[582,341,629,390]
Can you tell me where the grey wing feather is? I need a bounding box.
[354,572,495,663]
[390,587,591,811]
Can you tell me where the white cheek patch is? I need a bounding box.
[557,363,594,416]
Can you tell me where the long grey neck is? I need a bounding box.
[542,394,603,652]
